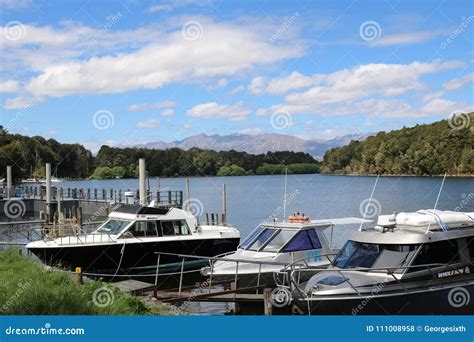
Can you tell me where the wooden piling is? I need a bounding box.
[263,288,273,316]
[75,267,83,284]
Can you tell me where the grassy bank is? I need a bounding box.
[0,250,169,315]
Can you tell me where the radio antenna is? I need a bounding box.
[359,174,380,231]
[426,172,448,233]
[283,167,288,221]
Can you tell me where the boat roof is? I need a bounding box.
[351,209,474,244]
[260,217,372,229]
[112,204,170,216]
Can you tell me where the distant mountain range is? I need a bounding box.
[132,133,371,159]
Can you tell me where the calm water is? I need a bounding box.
[14,175,474,315]
[58,174,474,247]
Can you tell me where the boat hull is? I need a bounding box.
[28,238,240,274]
[293,282,474,315]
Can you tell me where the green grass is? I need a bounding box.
[0,250,168,315]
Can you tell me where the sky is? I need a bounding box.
[0,0,473,152]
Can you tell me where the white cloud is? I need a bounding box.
[9,18,304,100]
[187,101,250,121]
[136,119,159,128]
[0,80,19,93]
[443,73,474,91]
[229,85,245,95]
[4,95,41,109]
[422,91,444,103]
[161,108,175,116]
[264,71,323,95]
[127,101,175,112]
[369,30,445,47]
[238,127,265,135]
[147,4,173,13]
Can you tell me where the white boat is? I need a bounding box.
[287,209,474,314]
[201,213,371,287]
[27,202,241,274]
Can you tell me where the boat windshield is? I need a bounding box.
[239,226,265,249]
[96,219,131,234]
[333,240,418,271]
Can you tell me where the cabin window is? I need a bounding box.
[282,229,322,252]
[410,239,460,271]
[261,229,295,252]
[97,219,130,234]
[247,228,278,251]
[333,241,418,270]
[128,221,159,237]
[160,220,191,236]
[239,226,264,249]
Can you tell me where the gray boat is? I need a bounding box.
[278,209,474,315]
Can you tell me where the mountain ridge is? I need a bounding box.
[129,133,371,159]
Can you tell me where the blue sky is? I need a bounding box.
[0,0,473,152]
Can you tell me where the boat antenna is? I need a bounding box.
[426,172,448,233]
[283,167,288,221]
[359,174,380,231]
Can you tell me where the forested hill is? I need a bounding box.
[0,125,320,180]
[0,126,93,180]
[321,113,474,176]
[94,146,319,178]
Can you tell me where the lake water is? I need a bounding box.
[57,174,474,248]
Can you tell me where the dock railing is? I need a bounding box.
[153,251,301,300]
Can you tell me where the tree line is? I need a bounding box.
[2,113,472,181]
[321,113,474,175]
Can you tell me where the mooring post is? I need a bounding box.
[222,183,227,225]
[6,165,12,198]
[185,177,190,210]
[45,163,52,220]
[75,267,83,284]
[139,158,146,205]
[263,288,273,316]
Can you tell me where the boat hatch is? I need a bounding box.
[239,225,322,253]
[317,275,346,286]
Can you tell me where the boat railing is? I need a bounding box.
[153,251,303,298]
[53,232,116,246]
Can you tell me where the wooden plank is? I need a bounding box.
[113,280,155,294]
